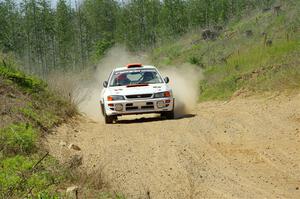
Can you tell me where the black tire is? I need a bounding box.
[102,102,115,124]
[166,110,175,119]
[161,110,175,120]
[104,114,114,124]
[100,103,105,116]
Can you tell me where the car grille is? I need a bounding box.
[141,106,154,109]
[126,106,139,111]
[126,94,153,99]
[125,102,154,111]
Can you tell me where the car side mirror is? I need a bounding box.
[103,81,108,88]
[164,77,169,84]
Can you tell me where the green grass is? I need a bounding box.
[0,65,78,198]
[199,39,300,101]
[18,106,59,131]
[0,64,122,198]
[0,154,65,198]
[0,65,46,92]
[151,43,184,65]
[1,64,77,128]
[0,123,67,198]
[0,123,37,155]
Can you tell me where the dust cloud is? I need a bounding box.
[76,45,147,121]
[160,65,202,117]
[76,46,202,121]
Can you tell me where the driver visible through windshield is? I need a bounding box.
[110,69,163,87]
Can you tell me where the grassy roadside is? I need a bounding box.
[149,0,300,101]
[200,39,300,100]
[0,63,127,198]
[0,63,76,198]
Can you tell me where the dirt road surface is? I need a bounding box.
[46,93,300,199]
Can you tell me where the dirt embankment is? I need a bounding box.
[46,93,300,199]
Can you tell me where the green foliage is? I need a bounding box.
[18,106,59,130]
[55,0,75,69]
[0,65,46,92]
[151,43,184,65]
[0,155,65,198]
[200,75,240,100]
[199,38,300,101]
[0,66,76,197]
[0,123,37,155]
[0,155,34,196]
[0,124,67,198]
[0,63,76,128]
[94,38,115,59]
[149,0,300,101]
[29,191,61,199]
[1,0,299,197]
[188,56,203,67]
[0,0,276,74]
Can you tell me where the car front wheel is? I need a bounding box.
[104,114,115,124]
[161,110,175,119]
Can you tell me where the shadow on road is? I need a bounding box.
[116,114,196,124]
[175,114,196,119]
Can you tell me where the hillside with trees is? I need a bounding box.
[1,0,300,198]
[149,0,299,100]
[1,0,275,77]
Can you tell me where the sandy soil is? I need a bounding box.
[46,93,300,199]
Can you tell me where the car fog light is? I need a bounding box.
[115,103,123,111]
[157,101,165,108]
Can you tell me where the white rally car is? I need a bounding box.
[100,63,175,123]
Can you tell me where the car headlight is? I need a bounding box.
[154,91,171,98]
[107,95,125,101]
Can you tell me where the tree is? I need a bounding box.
[81,0,117,59]
[55,0,74,70]
[160,0,188,37]
[0,0,277,74]
[0,0,24,54]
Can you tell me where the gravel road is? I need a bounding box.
[47,93,300,199]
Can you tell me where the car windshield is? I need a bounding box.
[109,69,163,87]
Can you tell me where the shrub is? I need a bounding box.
[188,56,203,67]
[0,155,63,198]
[95,38,115,59]
[0,65,46,92]
[0,123,37,155]
[0,155,34,197]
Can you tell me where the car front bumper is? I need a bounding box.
[102,97,174,116]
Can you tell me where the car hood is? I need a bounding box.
[106,84,170,96]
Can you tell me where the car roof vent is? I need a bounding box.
[127,63,143,68]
